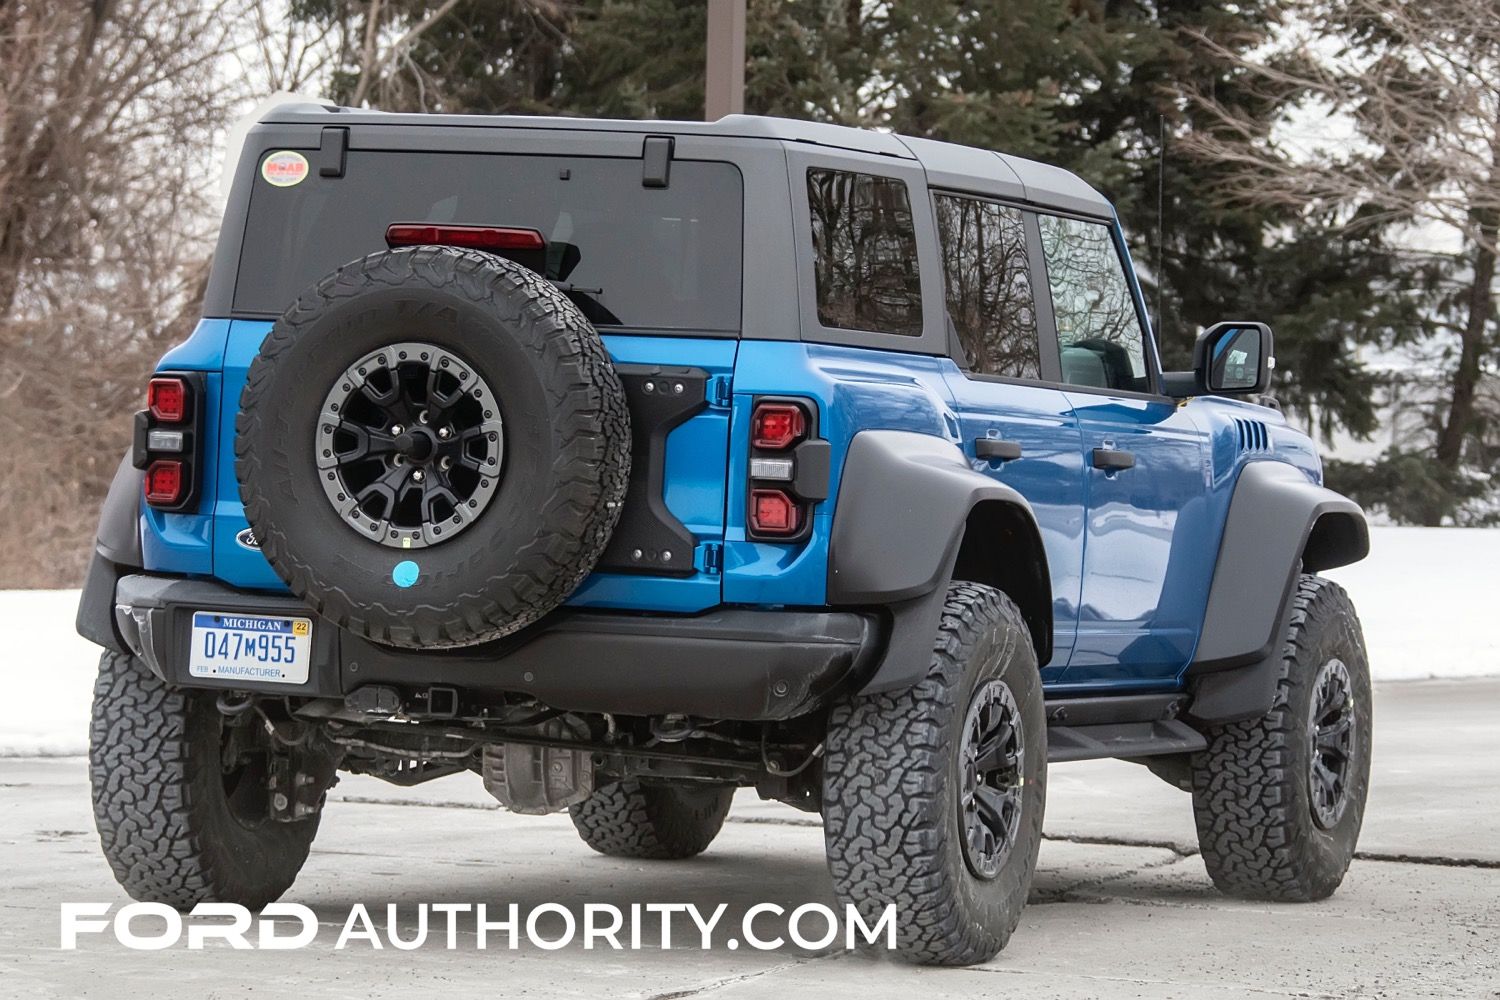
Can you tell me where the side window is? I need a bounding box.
[806,168,923,336]
[933,194,1041,379]
[1038,214,1149,392]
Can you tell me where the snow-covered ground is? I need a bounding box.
[2,526,1493,756]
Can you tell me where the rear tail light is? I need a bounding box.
[385,224,546,252]
[745,398,826,542]
[749,489,801,536]
[144,461,185,505]
[751,402,807,450]
[147,377,190,423]
[135,371,202,511]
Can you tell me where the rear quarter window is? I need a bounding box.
[806,168,923,337]
[234,150,743,333]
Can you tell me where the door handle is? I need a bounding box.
[976,438,1023,462]
[1092,447,1135,471]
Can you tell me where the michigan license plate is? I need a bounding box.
[189,612,312,684]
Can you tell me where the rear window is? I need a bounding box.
[235,150,743,332]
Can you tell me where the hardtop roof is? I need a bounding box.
[260,104,1114,219]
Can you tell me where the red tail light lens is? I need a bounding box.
[147,377,190,423]
[385,224,546,252]
[144,460,185,506]
[749,489,801,536]
[751,403,807,450]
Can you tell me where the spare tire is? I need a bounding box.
[236,246,630,648]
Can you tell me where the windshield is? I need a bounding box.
[234,149,744,332]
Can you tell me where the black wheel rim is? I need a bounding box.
[1308,657,1357,830]
[959,679,1025,879]
[315,341,503,548]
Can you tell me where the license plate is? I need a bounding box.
[189,611,312,685]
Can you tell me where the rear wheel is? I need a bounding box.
[569,779,734,860]
[823,583,1046,966]
[89,651,322,908]
[1191,575,1372,900]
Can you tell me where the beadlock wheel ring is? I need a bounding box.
[959,678,1026,880]
[1308,657,1357,830]
[314,341,503,549]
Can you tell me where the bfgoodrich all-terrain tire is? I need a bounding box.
[570,780,734,860]
[237,245,630,649]
[1191,574,1372,901]
[823,583,1046,966]
[89,651,320,909]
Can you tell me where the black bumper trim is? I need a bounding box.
[112,574,880,722]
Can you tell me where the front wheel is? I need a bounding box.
[822,583,1046,966]
[1190,575,1372,900]
[89,651,323,908]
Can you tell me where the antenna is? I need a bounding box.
[1156,114,1165,341]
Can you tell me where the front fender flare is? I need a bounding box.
[827,430,1046,693]
[1189,460,1369,721]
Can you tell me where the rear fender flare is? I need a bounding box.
[76,452,144,653]
[96,451,144,567]
[826,430,1050,693]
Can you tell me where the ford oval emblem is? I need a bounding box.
[235,528,261,550]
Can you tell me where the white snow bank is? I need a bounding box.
[1,527,1493,755]
[1323,527,1498,681]
[3,590,102,756]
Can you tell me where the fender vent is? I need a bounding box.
[1234,418,1272,453]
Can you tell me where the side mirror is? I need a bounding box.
[1163,321,1274,397]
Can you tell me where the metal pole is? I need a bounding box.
[705,0,746,121]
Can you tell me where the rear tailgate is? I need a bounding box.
[209,130,743,610]
[212,328,735,612]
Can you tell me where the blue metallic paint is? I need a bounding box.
[1059,392,1210,685]
[567,334,737,612]
[941,371,1084,683]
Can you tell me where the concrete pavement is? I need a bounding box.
[4,679,1498,999]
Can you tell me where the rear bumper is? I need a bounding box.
[112,574,880,721]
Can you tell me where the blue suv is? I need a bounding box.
[78,107,1373,965]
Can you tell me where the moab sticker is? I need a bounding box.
[261,150,309,187]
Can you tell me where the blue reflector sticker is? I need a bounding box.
[392,560,419,588]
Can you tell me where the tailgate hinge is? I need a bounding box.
[696,542,724,575]
[707,375,733,409]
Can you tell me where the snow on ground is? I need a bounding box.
[1,527,1493,756]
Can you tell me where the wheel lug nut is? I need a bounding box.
[438,426,452,439]
[411,470,424,483]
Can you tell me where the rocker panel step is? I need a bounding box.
[1047,718,1207,763]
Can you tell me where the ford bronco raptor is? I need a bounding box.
[77,106,1372,966]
